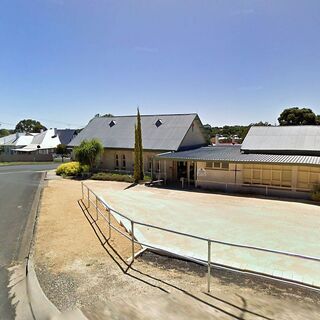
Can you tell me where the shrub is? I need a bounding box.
[74,139,103,169]
[81,164,91,173]
[311,184,320,201]
[91,172,134,183]
[56,162,89,176]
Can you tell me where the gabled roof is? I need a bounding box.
[69,113,205,151]
[14,135,35,146]
[241,126,320,156]
[157,145,320,166]
[0,134,17,145]
[56,129,77,145]
[14,129,61,152]
[0,133,38,146]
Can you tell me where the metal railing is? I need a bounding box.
[195,179,312,194]
[81,182,320,292]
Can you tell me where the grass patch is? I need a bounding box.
[90,172,151,183]
[91,172,135,183]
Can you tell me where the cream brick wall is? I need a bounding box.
[196,161,320,191]
[99,149,174,179]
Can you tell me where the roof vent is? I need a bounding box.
[155,119,163,127]
[109,120,116,128]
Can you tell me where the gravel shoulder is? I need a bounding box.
[34,179,320,319]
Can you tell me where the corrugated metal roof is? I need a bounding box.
[15,129,61,152]
[69,114,200,151]
[0,134,17,145]
[242,126,320,155]
[157,145,320,165]
[12,135,34,146]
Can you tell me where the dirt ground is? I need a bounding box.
[34,178,320,319]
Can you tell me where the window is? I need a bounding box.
[157,161,161,172]
[205,161,213,168]
[109,120,116,127]
[221,162,229,170]
[147,157,152,172]
[212,162,230,170]
[115,154,119,169]
[155,119,163,127]
[213,162,220,169]
[121,154,126,170]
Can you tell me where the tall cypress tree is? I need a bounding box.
[137,108,144,180]
[133,108,144,182]
[133,124,140,182]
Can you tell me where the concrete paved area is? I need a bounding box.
[0,164,58,319]
[87,181,320,288]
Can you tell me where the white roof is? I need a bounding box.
[242,126,320,155]
[0,133,35,146]
[14,135,34,146]
[14,129,61,152]
[0,134,17,145]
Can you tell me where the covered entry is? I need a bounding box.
[176,161,195,187]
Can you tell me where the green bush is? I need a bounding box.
[311,184,320,201]
[74,139,103,169]
[81,164,91,173]
[91,172,134,183]
[56,162,89,176]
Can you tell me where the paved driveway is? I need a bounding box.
[0,164,58,319]
[88,181,320,287]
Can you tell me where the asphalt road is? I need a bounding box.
[0,164,58,319]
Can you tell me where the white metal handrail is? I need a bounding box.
[81,182,320,292]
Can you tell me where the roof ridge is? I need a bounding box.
[252,125,320,128]
[100,113,198,118]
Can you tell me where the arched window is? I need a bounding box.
[121,154,126,170]
[115,154,119,169]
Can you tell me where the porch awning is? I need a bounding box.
[156,145,320,166]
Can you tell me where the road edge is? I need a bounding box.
[20,171,61,319]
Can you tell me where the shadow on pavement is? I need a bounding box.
[78,199,274,320]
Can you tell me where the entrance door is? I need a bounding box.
[177,161,187,181]
[189,162,195,185]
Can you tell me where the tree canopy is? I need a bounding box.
[0,128,11,138]
[15,119,47,133]
[278,107,318,126]
[74,139,103,169]
[209,121,271,142]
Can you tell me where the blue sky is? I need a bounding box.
[0,0,320,129]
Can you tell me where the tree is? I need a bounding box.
[133,108,144,182]
[56,144,68,162]
[0,129,10,138]
[278,107,317,126]
[15,119,47,133]
[74,139,103,169]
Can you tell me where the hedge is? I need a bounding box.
[56,162,90,176]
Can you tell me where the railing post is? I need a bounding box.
[87,188,90,208]
[207,240,211,293]
[131,221,135,262]
[108,209,111,238]
[81,182,84,200]
[95,196,98,221]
